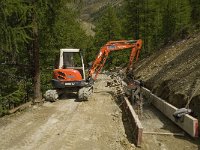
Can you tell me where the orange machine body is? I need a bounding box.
[53,69,83,82]
[51,49,86,89]
[51,40,142,89]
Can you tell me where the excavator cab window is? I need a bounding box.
[63,52,82,68]
[63,52,74,68]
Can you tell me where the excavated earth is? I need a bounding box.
[134,33,200,123]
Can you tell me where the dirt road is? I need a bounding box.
[0,74,132,150]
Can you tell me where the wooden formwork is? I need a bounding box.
[121,96,143,147]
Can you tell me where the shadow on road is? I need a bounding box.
[59,93,78,100]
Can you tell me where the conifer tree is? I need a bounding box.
[0,0,91,114]
[190,0,200,23]
[94,5,121,48]
[93,5,124,68]
[161,0,176,43]
[174,0,191,38]
[124,0,140,39]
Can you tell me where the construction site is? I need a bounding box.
[0,33,200,149]
[1,0,200,150]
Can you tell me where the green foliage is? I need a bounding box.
[115,0,195,55]
[91,0,199,69]
[0,0,32,115]
[123,0,142,39]
[162,0,191,42]
[0,0,32,54]
[0,0,91,115]
[190,0,200,23]
[162,0,176,43]
[174,0,191,31]
[92,5,129,69]
[94,5,122,47]
[0,80,27,116]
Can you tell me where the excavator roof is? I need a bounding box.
[60,49,80,53]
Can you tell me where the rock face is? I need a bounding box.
[134,34,200,120]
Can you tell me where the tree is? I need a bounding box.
[162,0,176,43]
[0,0,91,114]
[123,0,163,54]
[174,0,191,38]
[31,0,42,103]
[94,5,122,47]
[190,0,200,23]
[93,5,125,68]
[0,0,32,60]
[123,0,141,39]
[0,0,33,114]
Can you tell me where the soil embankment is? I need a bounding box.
[134,34,200,121]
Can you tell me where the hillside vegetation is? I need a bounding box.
[0,0,91,115]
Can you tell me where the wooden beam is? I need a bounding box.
[143,131,185,136]
[9,101,32,114]
[122,96,143,147]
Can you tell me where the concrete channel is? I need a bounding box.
[141,87,199,138]
[114,76,199,147]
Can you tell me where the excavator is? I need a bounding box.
[44,39,142,101]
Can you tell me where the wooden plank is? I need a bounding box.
[8,101,32,114]
[141,87,199,138]
[122,96,143,147]
[143,131,185,136]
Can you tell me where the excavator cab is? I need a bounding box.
[52,49,87,91]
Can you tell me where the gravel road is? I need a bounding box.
[0,74,132,150]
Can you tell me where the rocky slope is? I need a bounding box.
[134,33,200,119]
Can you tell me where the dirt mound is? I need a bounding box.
[134,33,200,119]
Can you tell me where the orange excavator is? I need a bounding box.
[88,39,142,82]
[44,39,142,101]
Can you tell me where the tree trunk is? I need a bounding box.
[32,1,42,103]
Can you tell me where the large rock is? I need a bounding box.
[44,90,59,102]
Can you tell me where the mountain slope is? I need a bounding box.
[74,0,123,36]
[79,0,123,21]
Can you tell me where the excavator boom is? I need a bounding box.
[89,39,142,81]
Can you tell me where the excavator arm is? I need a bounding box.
[88,39,142,81]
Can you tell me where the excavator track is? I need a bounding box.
[44,90,59,102]
[78,86,93,100]
[44,86,93,102]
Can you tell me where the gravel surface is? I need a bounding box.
[0,74,132,150]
